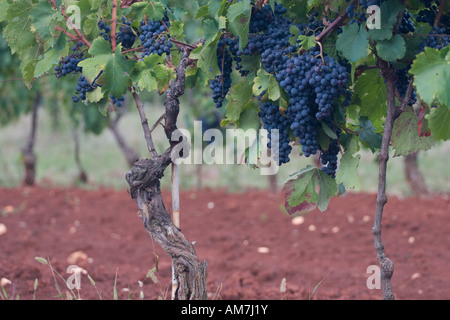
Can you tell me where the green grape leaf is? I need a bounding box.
[83,13,100,38]
[170,20,185,40]
[353,68,387,129]
[86,86,104,103]
[358,117,382,152]
[89,0,105,11]
[17,42,42,87]
[195,5,209,19]
[190,34,221,78]
[336,135,361,190]
[283,166,318,215]
[33,46,61,78]
[426,106,450,141]
[321,121,338,140]
[410,47,450,108]
[78,39,134,97]
[203,19,218,44]
[143,1,165,21]
[30,0,59,43]
[136,69,158,92]
[316,170,339,212]
[253,69,280,102]
[226,80,254,123]
[172,7,188,20]
[238,105,260,132]
[368,0,404,41]
[336,23,369,62]
[376,34,406,62]
[297,35,317,51]
[4,0,35,54]
[129,2,149,22]
[0,1,9,22]
[391,108,434,156]
[227,0,251,50]
[283,166,338,215]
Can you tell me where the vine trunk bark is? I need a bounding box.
[373,60,397,300]
[127,47,208,300]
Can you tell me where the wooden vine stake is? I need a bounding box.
[171,162,180,299]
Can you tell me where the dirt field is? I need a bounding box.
[0,186,449,300]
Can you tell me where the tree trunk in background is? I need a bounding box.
[109,106,140,167]
[404,152,429,196]
[22,92,42,186]
[268,174,277,192]
[72,126,88,184]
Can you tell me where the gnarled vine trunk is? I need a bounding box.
[126,154,207,300]
[127,47,208,300]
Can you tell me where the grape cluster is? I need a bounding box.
[398,10,416,34]
[416,0,450,28]
[419,26,449,51]
[117,17,136,49]
[72,75,99,103]
[110,94,125,107]
[281,49,350,160]
[209,37,233,108]
[209,2,350,175]
[259,103,292,165]
[98,20,111,41]
[395,67,417,106]
[321,138,340,178]
[138,15,172,57]
[54,41,84,78]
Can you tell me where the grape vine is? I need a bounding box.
[2,0,450,302]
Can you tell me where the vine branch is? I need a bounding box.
[55,25,79,41]
[111,0,118,52]
[60,6,91,48]
[397,76,415,117]
[315,0,359,43]
[373,58,397,300]
[131,89,159,159]
[434,0,446,27]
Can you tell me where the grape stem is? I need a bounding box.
[60,5,91,48]
[111,0,118,52]
[397,76,415,117]
[150,114,166,133]
[314,40,325,64]
[314,0,359,43]
[121,46,144,54]
[55,25,79,41]
[434,0,446,27]
[131,88,159,159]
[331,121,359,136]
[169,38,198,50]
